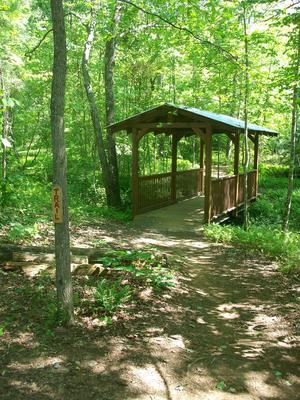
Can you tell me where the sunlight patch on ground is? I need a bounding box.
[126,364,170,395]
[245,371,286,398]
[196,316,207,324]
[8,356,65,371]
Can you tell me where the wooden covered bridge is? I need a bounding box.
[109,104,278,224]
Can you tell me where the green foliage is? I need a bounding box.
[94,279,131,314]
[216,380,226,391]
[260,164,290,177]
[0,324,5,336]
[204,224,300,272]
[97,249,175,290]
[6,222,39,242]
[251,168,300,230]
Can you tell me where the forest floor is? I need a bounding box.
[0,218,299,400]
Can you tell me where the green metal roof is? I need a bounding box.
[178,105,278,135]
[109,103,278,136]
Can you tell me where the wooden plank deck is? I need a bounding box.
[133,196,204,234]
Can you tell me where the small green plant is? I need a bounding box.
[0,324,5,336]
[216,380,227,391]
[6,222,38,242]
[94,279,132,314]
[101,315,113,325]
[97,250,175,290]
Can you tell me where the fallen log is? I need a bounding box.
[0,243,121,263]
[12,252,88,264]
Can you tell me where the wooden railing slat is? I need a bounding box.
[211,170,257,219]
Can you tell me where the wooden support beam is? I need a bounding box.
[200,139,204,169]
[234,132,240,210]
[199,139,205,193]
[234,133,240,176]
[174,132,187,142]
[253,134,259,195]
[204,127,212,224]
[135,122,207,130]
[225,132,235,142]
[249,134,256,143]
[131,128,140,217]
[171,134,178,202]
[192,126,207,143]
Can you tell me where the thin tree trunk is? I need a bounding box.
[172,57,176,104]
[242,3,250,230]
[104,0,122,208]
[282,26,300,231]
[1,109,9,180]
[0,66,9,181]
[226,71,239,160]
[50,0,74,325]
[82,9,117,207]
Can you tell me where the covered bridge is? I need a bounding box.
[109,104,278,224]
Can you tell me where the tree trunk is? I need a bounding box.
[50,0,74,325]
[282,26,300,231]
[0,66,9,181]
[82,10,117,207]
[104,0,122,208]
[242,3,250,230]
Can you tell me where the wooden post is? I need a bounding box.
[204,126,212,223]
[131,128,139,216]
[234,132,240,207]
[253,134,259,196]
[200,139,204,193]
[171,133,178,202]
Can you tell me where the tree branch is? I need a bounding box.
[25,12,88,57]
[25,28,53,57]
[119,0,240,65]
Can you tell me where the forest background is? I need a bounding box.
[0,0,299,272]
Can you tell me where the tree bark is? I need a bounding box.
[282,26,300,231]
[0,66,9,181]
[50,0,74,325]
[242,3,250,230]
[82,9,117,207]
[104,0,122,208]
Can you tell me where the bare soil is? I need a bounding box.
[0,219,299,400]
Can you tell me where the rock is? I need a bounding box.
[73,264,105,276]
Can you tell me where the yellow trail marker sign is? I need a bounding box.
[52,185,63,224]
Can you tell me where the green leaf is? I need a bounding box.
[216,380,226,390]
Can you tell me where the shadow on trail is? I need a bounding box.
[0,229,299,400]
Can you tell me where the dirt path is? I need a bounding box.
[0,222,299,400]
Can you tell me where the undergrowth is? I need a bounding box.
[204,164,300,274]
[0,249,175,337]
[204,224,300,273]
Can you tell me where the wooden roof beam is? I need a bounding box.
[134,122,207,130]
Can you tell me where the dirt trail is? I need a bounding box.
[0,222,299,400]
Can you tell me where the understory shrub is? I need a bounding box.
[204,224,300,273]
[97,249,175,289]
[94,279,132,314]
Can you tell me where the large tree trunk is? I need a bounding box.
[104,1,122,208]
[82,10,118,207]
[242,4,250,230]
[50,0,74,325]
[282,26,300,232]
